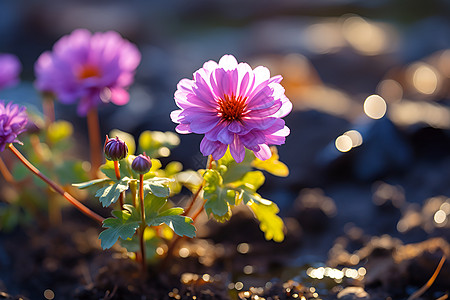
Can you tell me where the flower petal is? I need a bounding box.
[218,55,238,71]
[253,144,272,160]
[229,135,245,163]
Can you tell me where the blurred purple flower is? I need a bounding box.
[0,54,21,90]
[0,101,28,151]
[34,29,141,116]
[171,55,292,163]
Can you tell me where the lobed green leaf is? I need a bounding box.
[247,199,285,242]
[95,177,131,207]
[99,205,140,249]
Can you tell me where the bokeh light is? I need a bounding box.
[364,94,387,119]
[335,135,353,152]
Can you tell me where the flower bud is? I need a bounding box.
[104,135,128,161]
[132,153,152,174]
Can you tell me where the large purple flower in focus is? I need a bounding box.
[0,54,21,90]
[171,55,292,163]
[0,102,28,151]
[34,29,141,116]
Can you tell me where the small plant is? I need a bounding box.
[0,30,292,274]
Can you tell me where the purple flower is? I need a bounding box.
[0,54,21,90]
[132,153,152,174]
[0,102,28,151]
[104,135,128,161]
[34,29,141,116]
[170,55,292,163]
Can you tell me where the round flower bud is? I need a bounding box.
[132,153,152,174]
[104,135,128,161]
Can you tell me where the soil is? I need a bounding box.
[0,196,448,300]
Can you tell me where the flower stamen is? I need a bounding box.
[78,65,101,79]
[218,94,247,121]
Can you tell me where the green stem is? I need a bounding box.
[139,174,146,271]
[8,144,104,223]
[113,161,124,209]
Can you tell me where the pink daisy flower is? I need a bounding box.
[171,54,292,163]
[0,54,21,90]
[34,29,141,116]
[0,101,28,151]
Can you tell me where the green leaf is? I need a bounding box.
[150,213,196,238]
[99,205,140,249]
[235,171,265,192]
[204,187,236,218]
[143,177,171,198]
[143,194,196,238]
[95,177,131,207]
[218,149,253,184]
[73,178,111,189]
[252,147,289,177]
[247,199,285,242]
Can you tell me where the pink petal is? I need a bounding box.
[218,55,238,71]
[200,138,228,160]
[240,130,266,148]
[229,135,245,163]
[110,87,130,105]
[175,123,191,134]
[253,144,272,160]
[217,125,234,144]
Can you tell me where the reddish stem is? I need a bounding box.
[183,155,213,216]
[0,156,15,184]
[113,161,124,209]
[9,144,104,223]
[139,174,146,271]
[42,94,55,128]
[87,108,102,178]
[162,156,214,268]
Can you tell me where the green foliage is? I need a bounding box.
[138,130,180,158]
[46,120,73,144]
[95,177,131,207]
[99,205,140,249]
[201,148,289,242]
[72,178,112,189]
[252,147,289,177]
[247,198,285,242]
[144,194,196,238]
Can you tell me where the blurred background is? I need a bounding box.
[1,0,450,259]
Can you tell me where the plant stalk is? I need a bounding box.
[183,155,213,217]
[162,155,214,267]
[8,144,104,223]
[87,108,102,178]
[0,156,15,184]
[138,174,146,271]
[113,161,124,209]
[42,94,55,129]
